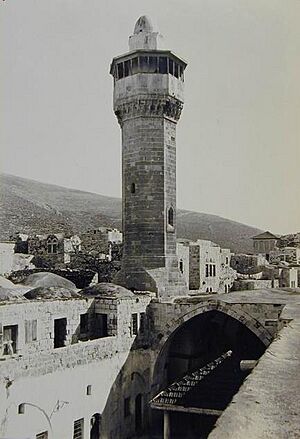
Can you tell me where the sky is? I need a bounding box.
[1,0,300,234]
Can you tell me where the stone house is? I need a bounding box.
[27,233,81,266]
[252,231,278,259]
[269,247,300,265]
[177,239,236,294]
[80,227,122,261]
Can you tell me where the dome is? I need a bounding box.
[24,286,82,300]
[81,282,135,299]
[23,272,77,290]
[134,15,153,34]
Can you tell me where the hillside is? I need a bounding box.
[0,174,262,253]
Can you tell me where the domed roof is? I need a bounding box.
[23,272,77,290]
[0,276,15,289]
[81,282,135,299]
[134,15,153,34]
[24,286,82,300]
[0,287,27,302]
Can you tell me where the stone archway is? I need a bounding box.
[150,301,274,438]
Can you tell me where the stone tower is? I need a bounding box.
[110,16,187,298]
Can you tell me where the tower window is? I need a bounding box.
[140,56,148,72]
[149,56,158,73]
[124,60,131,77]
[117,63,124,79]
[167,207,174,227]
[159,57,167,74]
[130,183,136,194]
[169,58,174,75]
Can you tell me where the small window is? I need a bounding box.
[80,314,89,334]
[226,257,229,265]
[179,259,184,274]
[139,312,146,333]
[36,432,48,439]
[159,57,167,74]
[86,385,92,395]
[124,397,130,418]
[131,183,136,194]
[209,264,213,277]
[205,264,209,277]
[25,320,37,343]
[3,325,18,355]
[213,265,216,277]
[167,207,174,227]
[18,404,25,414]
[73,418,84,439]
[131,313,138,336]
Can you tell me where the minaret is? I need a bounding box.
[110,16,187,298]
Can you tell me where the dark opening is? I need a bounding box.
[117,63,124,79]
[93,314,108,338]
[132,313,138,335]
[80,314,89,334]
[131,182,136,194]
[18,403,25,414]
[124,60,131,77]
[169,58,174,75]
[124,397,130,418]
[90,413,101,439]
[140,312,146,333]
[179,259,184,274]
[149,56,158,73]
[54,318,67,348]
[132,57,139,74]
[152,310,267,438]
[159,57,167,74]
[135,393,143,434]
[140,56,148,73]
[3,325,18,355]
[167,207,174,227]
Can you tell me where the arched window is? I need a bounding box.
[167,207,174,227]
[130,183,136,194]
[47,237,58,254]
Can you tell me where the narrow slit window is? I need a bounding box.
[169,59,174,76]
[131,183,136,194]
[167,207,174,227]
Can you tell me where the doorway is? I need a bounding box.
[90,413,101,439]
[54,318,67,348]
[135,393,143,434]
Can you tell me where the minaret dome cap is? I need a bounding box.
[134,15,154,34]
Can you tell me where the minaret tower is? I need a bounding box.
[110,16,187,298]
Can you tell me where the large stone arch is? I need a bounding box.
[152,300,274,385]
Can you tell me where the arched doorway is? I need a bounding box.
[90,413,101,439]
[151,308,270,438]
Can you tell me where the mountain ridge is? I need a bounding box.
[0,173,263,253]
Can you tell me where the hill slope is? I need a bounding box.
[0,174,262,253]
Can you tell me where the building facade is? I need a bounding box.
[177,239,236,294]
